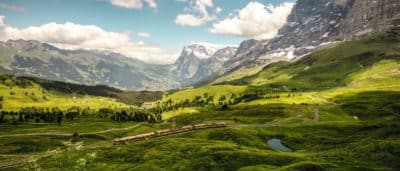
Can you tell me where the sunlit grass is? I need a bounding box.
[0,83,131,111]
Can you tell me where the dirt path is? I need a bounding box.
[305,94,336,105]
[0,154,49,170]
[0,124,142,138]
[0,108,321,169]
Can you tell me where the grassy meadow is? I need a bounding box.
[0,29,399,170]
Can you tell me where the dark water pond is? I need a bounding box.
[267,138,293,152]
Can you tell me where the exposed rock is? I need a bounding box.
[337,0,400,40]
[173,43,237,87]
[223,0,400,73]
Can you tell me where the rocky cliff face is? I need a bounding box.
[173,44,237,87]
[0,40,181,91]
[223,0,400,72]
[337,0,400,40]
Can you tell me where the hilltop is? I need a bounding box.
[0,74,162,111]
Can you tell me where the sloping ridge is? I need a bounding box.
[222,0,400,75]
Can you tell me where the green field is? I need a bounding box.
[0,29,400,170]
[0,83,131,111]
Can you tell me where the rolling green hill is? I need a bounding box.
[0,29,399,170]
[0,74,162,111]
[160,28,400,111]
[223,28,400,90]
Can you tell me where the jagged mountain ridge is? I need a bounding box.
[173,43,237,86]
[1,0,399,90]
[0,40,237,90]
[0,39,181,91]
[222,0,400,72]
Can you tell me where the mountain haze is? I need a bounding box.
[0,40,236,90]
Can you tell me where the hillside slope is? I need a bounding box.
[0,40,180,91]
[162,28,400,122]
[218,27,400,91]
[0,74,162,111]
[1,29,400,171]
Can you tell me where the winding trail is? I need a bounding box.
[0,124,142,138]
[0,124,143,169]
[305,94,336,105]
[0,108,321,169]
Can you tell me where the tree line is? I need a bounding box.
[0,106,160,125]
[151,90,293,114]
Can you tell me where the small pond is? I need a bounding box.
[267,138,293,152]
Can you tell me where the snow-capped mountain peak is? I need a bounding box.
[182,42,237,59]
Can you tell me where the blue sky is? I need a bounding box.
[0,0,295,64]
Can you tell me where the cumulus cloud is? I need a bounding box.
[144,0,157,8]
[175,0,220,26]
[0,2,25,12]
[107,0,157,9]
[0,16,5,27]
[2,22,176,64]
[209,2,294,40]
[137,32,151,38]
[175,14,210,26]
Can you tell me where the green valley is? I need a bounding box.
[0,28,399,170]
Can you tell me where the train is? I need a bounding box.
[114,122,226,145]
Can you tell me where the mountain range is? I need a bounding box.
[0,0,399,91]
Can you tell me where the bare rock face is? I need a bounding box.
[337,0,400,40]
[173,44,237,87]
[271,0,352,49]
[223,0,353,71]
[222,39,265,71]
[223,0,400,73]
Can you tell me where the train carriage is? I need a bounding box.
[114,122,227,145]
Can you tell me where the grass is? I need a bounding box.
[23,121,400,170]
[212,65,266,84]
[0,118,140,135]
[0,83,131,111]
[0,29,400,170]
[220,30,400,91]
[161,107,199,120]
[163,85,247,103]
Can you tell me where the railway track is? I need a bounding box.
[114,122,227,144]
[0,154,49,170]
[0,124,142,138]
[0,112,320,169]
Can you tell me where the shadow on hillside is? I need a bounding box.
[333,91,400,120]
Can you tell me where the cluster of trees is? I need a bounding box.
[99,108,160,123]
[0,96,3,110]
[153,90,303,114]
[0,75,32,88]
[0,106,160,125]
[153,92,271,113]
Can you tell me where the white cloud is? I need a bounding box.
[2,22,176,64]
[175,0,220,26]
[137,32,151,38]
[209,2,294,40]
[107,0,157,9]
[175,14,210,26]
[0,16,5,27]
[216,7,222,14]
[144,0,157,8]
